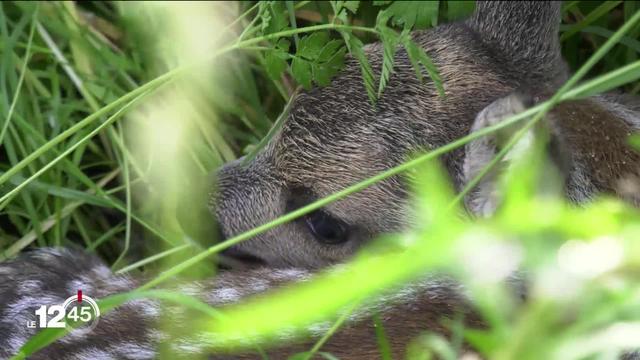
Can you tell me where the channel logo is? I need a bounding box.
[26,290,100,331]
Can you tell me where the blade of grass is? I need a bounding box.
[0,5,38,146]
[0,89,152,209]
[372,313,393,360]
[302,302,359,360]
[560,1,622,42]
[115,244,192,274]
[0,168,119,260]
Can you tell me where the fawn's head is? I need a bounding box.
[213,2,566,268]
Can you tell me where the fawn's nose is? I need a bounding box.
[211,159,267,269]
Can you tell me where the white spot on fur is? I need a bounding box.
[179,283,203,297]
[91,264,113,280]
[68,279,93,296]
[129,299,161,319]
[72,347,115,360]
[171,339,204,354]
[19,280,43,294]
[307,321,331,336]
[33,249,59,261]
[249,278,269,293]
[171,333,217,354]
[271,269,309,281]
[211,287,240,303]
[61,325,93,343]
[111,342,155,359]
[8,295,61,317]
[108,276,134,291]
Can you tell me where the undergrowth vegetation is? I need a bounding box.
[1,1,640,359]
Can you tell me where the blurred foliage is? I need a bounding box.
[1,1,639,359]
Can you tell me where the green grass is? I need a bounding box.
[2,1,640,359]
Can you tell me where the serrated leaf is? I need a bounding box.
[295,32,346,87]
[403,38,425,83]
[262,1,289,35]
[312,47,346,86]
[297,32,330,59]
[378,26,400,97]
[332,1,360,16]
[265,50,288,80]
[403,37,445,98]
[259,2,272,34]
[317,40,344,62]
[384,1,439,29]
[345,34,377,104]
[291,57,313,89]
[343,1,360,13]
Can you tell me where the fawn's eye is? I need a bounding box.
[286,186,350,245]
[304,210,350,245]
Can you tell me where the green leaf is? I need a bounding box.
[382,1,439,29]
[261,1,289,35]
[343,32,377,104]
[312,46,346,86]
[377,25,399,97]
[276,38,291,52]
[332,1,360,19]
[403,36,445,98]
[264,37,291,81]
[258,2,272,34]
[447,0,475,21]
[342,1,360,14]
[317,40,344,62]
[291,57,313,89]
[297,32,330,60]
[295,32,346,87]
[265,49,288,80]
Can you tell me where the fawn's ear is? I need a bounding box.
[462,93,564,217]
[466,1,565,85]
